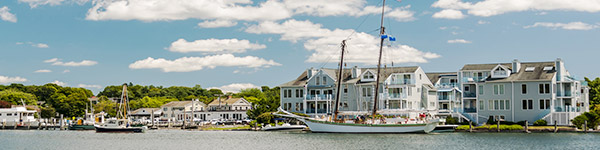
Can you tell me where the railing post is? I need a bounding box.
[469,121,472,133]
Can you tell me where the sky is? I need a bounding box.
[0,0,599,94]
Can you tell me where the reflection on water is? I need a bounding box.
[1,130,599,150]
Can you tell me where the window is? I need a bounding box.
[362,87,372,97]
[525,67,535,72]
[479,85,484,95]
[322,76,327,85]
[344,87,348,93]
[521,84,527,94]
[284,89,292,98]
[479,100,484,110]
[489,100,493,110]
[539,83,550,94]
[420,74,422,80]
[494,85,505,95]
[295,89,303,98]
[494,100,499,110]
[522,99,533,110]
[364,72,374,79]
[543,66,553,71]
[505,100,510,110]
[316,76,320,85]
[539,99,550,109]
[464,86,470,92]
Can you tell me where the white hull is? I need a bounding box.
[300,119,437,133]
[261,125,307,131]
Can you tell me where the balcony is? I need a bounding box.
[306,109,328,114]
[463,108,477,113]
[306,94,333,100]
[464,92,476,98]
[389,79,414,85]
[557,91,573,97]
[435,83,458,89]
[462,77,486,83]
[388,93,407,99]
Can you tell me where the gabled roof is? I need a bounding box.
[461,63,511,71]
[280,66,420,87]
[161,101,192,108]
[425,72,457,83]
[208,97,250,106]
[487,61,555,82]
[131,108,160,115]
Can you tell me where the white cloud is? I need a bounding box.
[432,9,465,19]
[44,58,98,66]
[34,69,52,73]
[208,83,259,93]
[432,0,600,17]
[0,6,17,23]
[85,0,414,23]
[536,12,548,15]
[78,84,102,89]
[524,22,599,30]
[447,39,472,44]
[129,54,281,72]
[18,0,89,8]
[478,20,490,24]
[17,42,49,48]
[197,20,238,28]
[0,76,27,84]
[63,70,70,73]
[246,19,440,64]
[51,80,67,86]
[168,38,266,54]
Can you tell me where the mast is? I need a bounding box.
[372,0,386,116]
[333,40,347,121]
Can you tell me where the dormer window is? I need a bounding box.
[364,72,374,79]
[525,67,535,72]
[491,65,510,78]
[543,66,553,71]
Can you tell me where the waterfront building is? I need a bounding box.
[279,66,437,118]
[458,58,589,125]
[426,72,463,119]
[159,100,206,121]
[130,108,160,121]
[0,106,37,124]
[200,96,252,121]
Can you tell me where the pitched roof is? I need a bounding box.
[461,63,511,71]
[280,66,419,86]
[208,97,250,106]
[161,101,192,108]
[425,72,457,83]
[487,61,556,82]
[131,108,160,115]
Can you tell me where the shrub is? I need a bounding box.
[256,112,274,124]
[572,112,600,130]
[456,125,471,130]
[533,119,547,126]
[249,120,258,128]
[445,117,459,125]
[488,124,524,130]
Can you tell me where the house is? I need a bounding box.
[280,66,437,118]
[458,58,589,125]
[200,96,252,121]
[130,108,160,121]
[426,72,462,118]
[159,100,206,121]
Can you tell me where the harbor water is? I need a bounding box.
[1,130,599,149]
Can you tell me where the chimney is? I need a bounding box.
[555,58,564,81]
[351,66,361,78]
[512,59,520,73]
[307,67,315,78]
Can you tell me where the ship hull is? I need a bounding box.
[301,119,437,134]
[95,126,146,133]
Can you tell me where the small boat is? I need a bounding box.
[95,84,147,133]
[261,123,307,131]
[433,124,458,132]
[69,124,95,130]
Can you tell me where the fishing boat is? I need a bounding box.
[95,84,147,133]
[275,0,439,133]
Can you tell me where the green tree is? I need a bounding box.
[40,106,56,118]
[586,77,600,106]
[0,89,38,105]
[94,99,117,117]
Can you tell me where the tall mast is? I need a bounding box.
[333,40,347,121]
[372,0,386,116]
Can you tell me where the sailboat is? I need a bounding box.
[95,84,147,133]
[276,0,439,133]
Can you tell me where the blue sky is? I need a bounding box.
[0,0,599,94]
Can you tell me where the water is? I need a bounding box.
[1,130,599,150]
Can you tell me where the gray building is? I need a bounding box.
[458,58,589,125]
[280,66,437,119]
[427,72,462,118]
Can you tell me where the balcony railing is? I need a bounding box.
[306,94,333,100]
[388,93,407,99]
[557,91,573,97]
[435,83,458,89]
[463,108,477,113]
[464,92,476,98]
[462,77,486,83]
[306,109,328,114]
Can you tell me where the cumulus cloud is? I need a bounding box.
[447,39,472,44]
[478,20,490,24]
[44,58,98,66]
[51,80,67,86]
[432,0,600,18]
[0,76,27,84]
[523,22,599,30]
[19,0,89,8]
[208,83,259,93]
[63,70,70,73]
[246,19,440,64]
[197,20,238,28]
[0,6,17,23]
[168,38,266,54]
[85,0,415,23]
[129,54,281,72]
[78,84,102,89]
[17,42,49,48]
[432,9,465,19]
[34,69,52,73]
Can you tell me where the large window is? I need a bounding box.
[322,76,327,85]
[283,89,292,98]
[479,100,484,110]
[522,84,527,94]
[316,76,320,85]
[489,100,510,110]
[295,89,303,98]
[522,99,533,110]
[362,87,372,97]
[494,84,505,95]
[539,83,550,94]
[539,99,550,109]
[479,85,484,95]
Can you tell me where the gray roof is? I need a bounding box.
[280,66,419,87]
[131,108,160,116]
[487,61,556,82]
[425,72,457,83]
[161,101,192,108]
[461,63,511,71]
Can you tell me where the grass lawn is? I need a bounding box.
[528,126,573,129]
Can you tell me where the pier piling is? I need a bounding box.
[554,120,557,133]
[584,120,588,133]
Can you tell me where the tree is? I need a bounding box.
[40,106,56,118]
[0,89,38,106]
[0,100,11,108]
[586,77,600,106]
[572,112,600,130]
[94,99,117,117]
